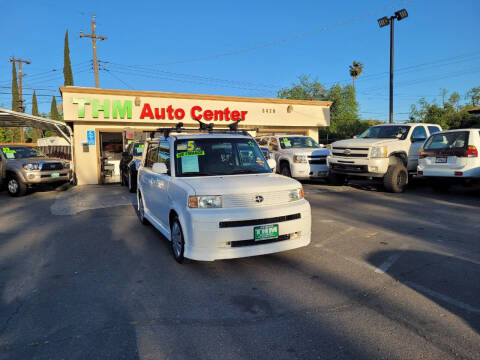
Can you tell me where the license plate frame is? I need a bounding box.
[435,157,447,163]
[254,224,279,241]
[50,173,60,178]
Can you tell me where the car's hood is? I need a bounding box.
[331,138,398,148]
[281,147,330,156]
[178,173,302,195]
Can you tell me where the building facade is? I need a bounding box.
[61,86,331,185]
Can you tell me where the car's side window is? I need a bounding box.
[428,126,441,135]
[158,140,171,173]
[144,142,159,168]
[411,126,427,140]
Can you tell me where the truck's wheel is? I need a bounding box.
[328,173,347,186]
[383,164,408,193]
[7,175,27,197]
[280,163,291,177]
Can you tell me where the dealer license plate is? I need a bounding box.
[435,157,447,163]
[254,224,279,241]
[50,173,60,178]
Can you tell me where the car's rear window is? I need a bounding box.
[428,126,441,135]
[424,131,469,150]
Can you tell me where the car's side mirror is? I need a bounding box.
[267,158,276,170]
[411,137,426,143]
[152,162,168,174]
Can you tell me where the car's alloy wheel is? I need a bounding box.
[171,219,185,263]
[7,176,26,197]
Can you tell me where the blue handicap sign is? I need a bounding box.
[87,130,95,145]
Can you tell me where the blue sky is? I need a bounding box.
[0,0,479,122]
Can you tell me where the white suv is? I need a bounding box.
[418,129,480,190]
[137,128,311,262]
[255,135,330,180]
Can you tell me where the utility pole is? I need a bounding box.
[80,14,107,88]
[9,57,31,142]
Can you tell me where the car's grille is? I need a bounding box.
[40,162,63,171]
[308,155,327,165]
[219,213,301,228]
[223,190,292,208]
[230,234,291,247]
[331,147,369,158]
[330,163,368,173]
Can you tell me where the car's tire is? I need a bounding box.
[170,217,185,263]
[7,174,27,197]
[280,163,291,177]
[137,193,149,225]
[128,170,137,193]
[431,180,450,193]
[383,163,408,193]
[328,172,347,186]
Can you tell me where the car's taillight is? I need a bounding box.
[418,147,426,159]
[417,170,423,175]
[467,145,478,158]
[455,171,463,176]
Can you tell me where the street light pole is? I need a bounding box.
[389,16,394,124]
[378,9,408,124]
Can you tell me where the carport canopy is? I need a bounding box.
[0,107,72,144]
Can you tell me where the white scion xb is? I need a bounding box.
[137,130,311,263]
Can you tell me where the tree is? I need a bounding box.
[349,61,363,89]
[11,61,20,111]
[440,88,448,106]
[63,30,74,86]
[31,91,39,116]
[277,75,328,101]
[50,97,61,121]
[448,92,460,110]
[278,75,361,140]
[466,87,480,106]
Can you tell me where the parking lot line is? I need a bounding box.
[374,244,409,274]
[405,281,480,314]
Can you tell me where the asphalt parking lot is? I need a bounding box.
[0,180,479,360]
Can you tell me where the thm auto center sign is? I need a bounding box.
[72,98,248,121]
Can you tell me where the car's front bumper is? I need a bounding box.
[23,169,72,184]
[291,163,329,179]
[181,199,311,261]
[328,157,389,177]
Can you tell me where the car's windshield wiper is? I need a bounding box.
[230,169,262,175]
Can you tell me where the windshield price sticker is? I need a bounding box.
[248,141,254,147]
[2,147,16,154]
[176,150,205,158]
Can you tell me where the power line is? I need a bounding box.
[116,0,416,67]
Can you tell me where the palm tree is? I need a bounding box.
[349,61,363,89]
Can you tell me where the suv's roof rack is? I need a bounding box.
[144,121,257,139]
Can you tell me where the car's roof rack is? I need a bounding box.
[144,120,257,139]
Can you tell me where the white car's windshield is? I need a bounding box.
[358,126,410,140]
[1,146,46,159]
[279,136,319,149]
[174,138,271,177]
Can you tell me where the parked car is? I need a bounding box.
[137,127,311,263]
[0,145,71,196]
[328,123,442,192]
[255,135,330,180]
[417,128,480,191]
[120,141,145,192]
[259,147,276,173]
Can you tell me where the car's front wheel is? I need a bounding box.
[171,217,185,263]
[7,175,27,197]
[383,163,408,193]
[280,163,291,177]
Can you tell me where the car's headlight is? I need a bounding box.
[23,163,39,170]
[63,162,70,169]
[293,155,308,163]
[370,146,388,158]
[288,188,304,201]
[188,195,222,208]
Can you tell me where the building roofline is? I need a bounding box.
[59,86,332,107]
